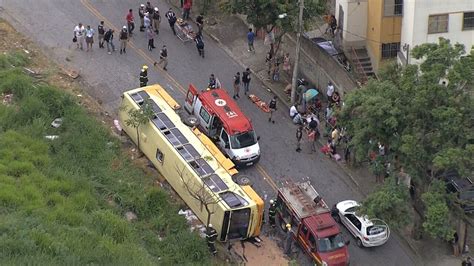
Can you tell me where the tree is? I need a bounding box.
[224,0,324,54]
[176,165,222,227]
[358,177,412,229]
[124,99,154,153]
[421,180,455,241]
[340,38,474,237]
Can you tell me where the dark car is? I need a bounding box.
[441,170,474,214]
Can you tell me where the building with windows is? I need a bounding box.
[398,0,474,65]
[335,0,403,74]
[335,0,473,74]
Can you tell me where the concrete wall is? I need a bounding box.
[336,0,368,48]
[281,33,359,97]
[400,0,474,65]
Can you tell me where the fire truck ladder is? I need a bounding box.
[288,181,316,214]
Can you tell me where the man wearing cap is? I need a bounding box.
[119,26,129,54]
[206,224,218,256]
[152,7,161,34]
[138,4,146,31]
[139,66,149,87]
[268,199,276,228]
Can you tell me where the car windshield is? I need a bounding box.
[317,234,345,253]
[229,131,257,149]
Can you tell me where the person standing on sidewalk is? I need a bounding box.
[326,81,334,103]
[85,25,95,52]
[232,72,241,99]
[126,9,135,36]
[97,21,105,48]
[296,126,303,152]
[242,68,251,95]
[139,65,149,87]
[247,28,255,52]
[165,8,177,35]
[155,45,168,71]
[146,27,155,51]
[73,22,85,50]
[268,96,277,123]
[152,7,161,34]
[182,0,192,20]
[138,4,146,32]
[104,28,115,54]
[119,26,129,54]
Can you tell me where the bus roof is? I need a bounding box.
[198,89,252,134]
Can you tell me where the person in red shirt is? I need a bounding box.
[182,0,192,20]
[126,9,135,35]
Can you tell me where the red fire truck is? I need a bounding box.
[275,181,350,266]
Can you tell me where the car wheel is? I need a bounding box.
[278,216,287,232]
[182,115,199,127]
[356,238,363,248]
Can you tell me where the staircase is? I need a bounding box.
[351,47,376,84]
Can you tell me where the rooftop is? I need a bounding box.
[279,181,330,219]
[198,88,252,134]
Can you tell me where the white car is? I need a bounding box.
[332,200,390,247]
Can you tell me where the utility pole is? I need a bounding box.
[290,0,304,105]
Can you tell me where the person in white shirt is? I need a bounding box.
[73,23,85,50]
[289,105,298,118]
[326,81,334,101]
[85,25,95,52]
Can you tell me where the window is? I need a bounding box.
[383,0,403,16]
[428,14,449,34]
[308,233,317,249]
[156,149,164,163]
[381,42,400,59]
[199,107,211,124]
[345,214,362,231]
[463,12,474,30]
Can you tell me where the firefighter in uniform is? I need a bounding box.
[139,65,149,87]
[268,199,276,228]
[206,224,218,256]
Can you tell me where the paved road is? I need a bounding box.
[0,1,418,265]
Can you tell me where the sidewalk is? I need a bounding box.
[166,3,468,266]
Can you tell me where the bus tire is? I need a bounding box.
[235,175,252,186]
[278,215,287,232]
[182,115,200,127]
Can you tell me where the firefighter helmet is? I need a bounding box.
[142,65,148,70]
[270,199,274,204]
[286,224,291,229]
[208,224,213,228]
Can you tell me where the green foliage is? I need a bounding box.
[341,38,473,239]
[0,53,209,264]
[358,177,411,229]
[224,0,324,33]
[124,98,154,149]
[340,38,474,183]
[421,180,455,241]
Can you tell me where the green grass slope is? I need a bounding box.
[0,52,209,265]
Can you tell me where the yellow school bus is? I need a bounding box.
[119,85,263,241]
